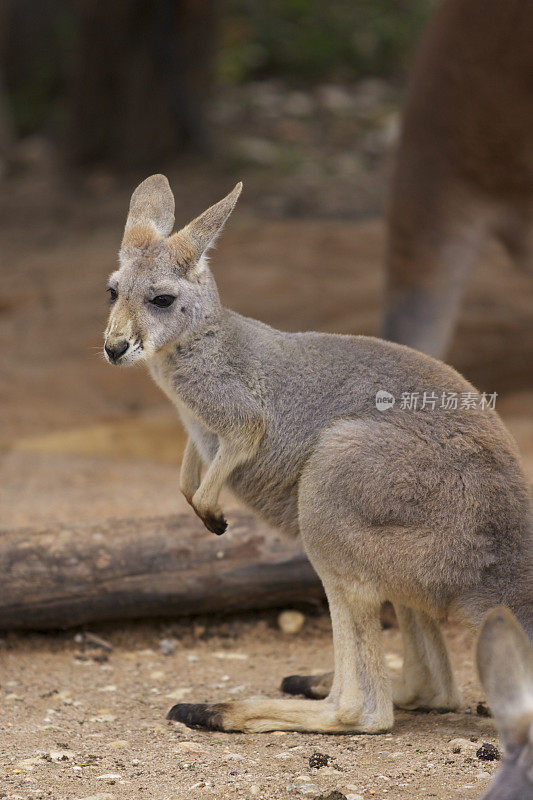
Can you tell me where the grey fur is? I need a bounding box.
[104,175,532,734]
[476,607,533,800]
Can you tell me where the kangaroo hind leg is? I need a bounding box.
[168,579,393,733]
[393,605,461,712]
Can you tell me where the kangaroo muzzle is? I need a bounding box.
[104,339,129,363]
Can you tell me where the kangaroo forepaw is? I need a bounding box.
[201,512,228,535]
[189,499,228,535]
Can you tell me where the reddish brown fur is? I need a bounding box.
[122,223,159,251]
[382,0,533,358]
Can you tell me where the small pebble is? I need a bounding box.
[159,638,178,656]
[15,757,41,771]
[176,741,204,754]
[107,740,130,749]
[75,795,115,800]
[476,743,500,761]
[89,713,117,723]
[43,749,73,762]
[214,651,248,660]
[449,737,476,754]
[166,687,191,701]
[278,610,305,634]
[75,632,113,652]
[288,786,319,797]
[309,751,330,769]
[385,653,403,670]
[314,792,348,800]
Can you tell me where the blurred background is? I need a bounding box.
[1,0,532,530]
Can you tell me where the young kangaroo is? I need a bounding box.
[104,174,532,733]
[382,0,533,359]
[476,607,533,800]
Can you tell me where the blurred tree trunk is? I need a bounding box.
[0,2,14,171]
[0,81,13,172]
[68,0,216,168]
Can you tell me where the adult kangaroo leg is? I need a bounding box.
[393,605,461,711]
[382,105,493,361]
[382,202,488,359]
[167,577,393,733]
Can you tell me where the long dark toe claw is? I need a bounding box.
[281,674,319,698]
[166,702,225,730]
[202,513,228,535]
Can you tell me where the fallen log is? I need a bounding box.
[0,511,325,630]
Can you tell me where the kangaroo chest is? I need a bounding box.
[147,357,219,464]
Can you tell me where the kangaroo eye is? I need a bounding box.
[151,294,176,308]
[107,287,117,304]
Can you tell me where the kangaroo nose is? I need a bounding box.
[105,340,129,362]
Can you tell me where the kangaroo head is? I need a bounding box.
[104,174,242,365]
[476,607,533,800]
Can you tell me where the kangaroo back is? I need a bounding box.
[476,607,533,800]
[382,0,533,358]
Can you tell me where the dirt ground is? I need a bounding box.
[1,171,532,800]
[0,615,503,800]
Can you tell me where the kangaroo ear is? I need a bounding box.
[476,607,533,749]
[123,174,175,243]
[172,182,242,269]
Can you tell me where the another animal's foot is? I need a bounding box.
[167,696,393,734]
[392,677,461,712]
[280,671,333,699]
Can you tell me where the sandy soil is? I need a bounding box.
[1,176,532,800]
[1,615,502,800]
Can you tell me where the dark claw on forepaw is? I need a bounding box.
[281,674,318,698]
[166,702,225,730]
[202,513,228,535]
